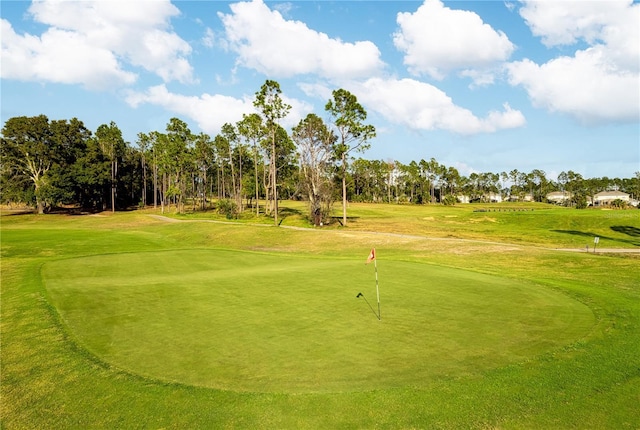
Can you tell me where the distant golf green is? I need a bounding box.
[43,249,594,393]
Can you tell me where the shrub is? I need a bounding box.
[442,194,457,206]
[216,199,238,219]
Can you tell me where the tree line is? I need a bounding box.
[2,80,638,224]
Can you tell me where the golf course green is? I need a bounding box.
[2,204,639,428]
[43,249,594,393]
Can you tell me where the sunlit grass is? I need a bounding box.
[42,249,594,393]
[1,204,639,429]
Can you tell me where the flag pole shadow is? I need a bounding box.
[356,292,380,320]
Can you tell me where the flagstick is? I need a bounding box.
[374,257,380,320]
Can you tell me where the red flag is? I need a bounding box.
[366,248,376,264]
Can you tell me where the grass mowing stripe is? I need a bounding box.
[43,249,595,393]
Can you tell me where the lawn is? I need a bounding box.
[42,249,593,393]
[1,204,639,429]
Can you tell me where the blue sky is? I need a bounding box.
[2,0,639,180]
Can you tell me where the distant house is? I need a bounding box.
[510,193,534,202]
[457,194,471,204]
[546,191,571,204]
[594,190,630,206]
[485,192,503,203]
[456,192,502,203]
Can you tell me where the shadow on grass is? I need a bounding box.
[277,206,304,226]
[0,209,35,216]
[552,229,640,247]
[279,207,303,217]
[611,225,640,237]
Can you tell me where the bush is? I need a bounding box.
[216,199,238,219]
[442,195,457,206]
[611,199,627,209]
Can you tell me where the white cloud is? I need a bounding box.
[507,49,639,124]
[126,85,254,135]
[519,0,632,47]
[218,0,384,79]
[459,69,496,88]
[352,77,525,135]
[519,0,638,72]
[126,84,312,136]
[272,2,294,17]
[453,161,478,177]
[508,0,639,124]
[297,82,333,101]
[202,27,215,48]
[1,0,194,89]
[1,19,137,89]
[393,0,514,80]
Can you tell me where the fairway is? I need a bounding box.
[43,249,594,393]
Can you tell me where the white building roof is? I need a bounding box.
[594,190,629,198]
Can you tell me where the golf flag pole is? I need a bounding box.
[366,248,380,320]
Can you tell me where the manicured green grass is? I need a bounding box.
[43,249,593,393]
[179,201,640,249]
[1,205,639,429]
[335,202,640,249]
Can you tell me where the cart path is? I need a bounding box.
[147,215,640,254]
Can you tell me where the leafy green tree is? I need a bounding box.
[254,80,291,226]
[165,118,195,214]
[618,172,639,203]
[292,113,336,225]
[442,166,461,202]
[237,113,265,215]
[528,169,548,202]
[45,118,92,208]
[505,169,521,200]
[423,158,445,203]
[565,171,585,208]
[147,131,164,209]
[221,122,250,212]
[115,144,142,209]
[74,136,109,209]
[1,115,55,213]
[1,115,92,212]
[272,124,298,201]
[325,89,376,226]
[557,171,568,190]
[193,132,214,210]
[135,133,151,207]
[385,160,396,203]
[213,133,230,199]
[350,158,368,202]
[95,122,126,212]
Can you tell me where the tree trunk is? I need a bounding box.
[238,148,243,212]
[254,143,259,216]
[342,153,347,226]
[36,190,44,215]
[153,161,157,209]
[272,134,278,226]
[111,159,117,212]
[141,156,146,207]
[228,145,237,209]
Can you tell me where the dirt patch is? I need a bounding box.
[469,216,497,223]
[148,215,186,223]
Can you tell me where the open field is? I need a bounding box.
[1,203,639,429]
